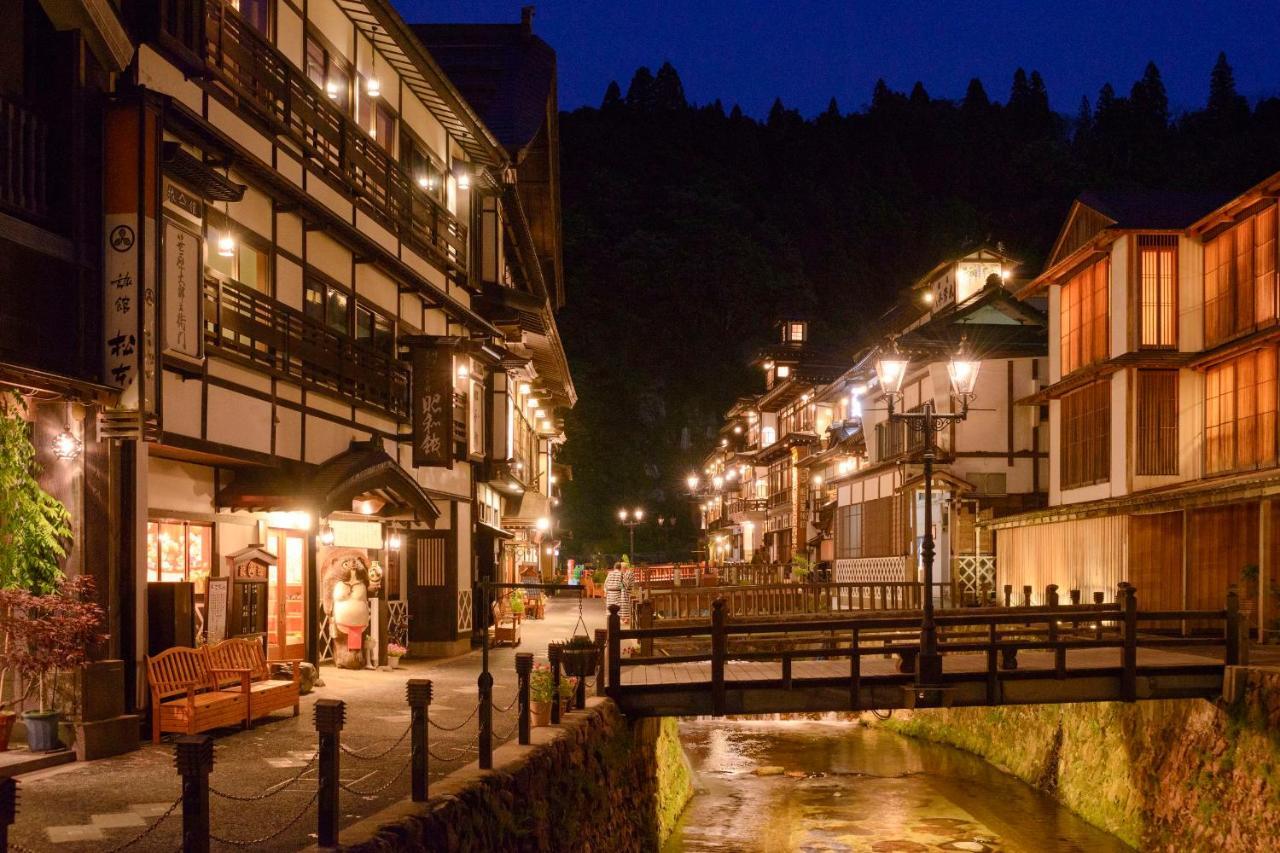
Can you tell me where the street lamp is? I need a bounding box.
[876,336,980,688]
[618,507,645,558]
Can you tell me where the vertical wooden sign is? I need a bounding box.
[411,342,455,469]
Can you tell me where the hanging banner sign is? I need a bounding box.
[411,341,455,469]
[103,102,159,420]
[163,219,203,362]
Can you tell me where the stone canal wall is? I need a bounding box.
[885,666,1280,851]
[331,698,692,852]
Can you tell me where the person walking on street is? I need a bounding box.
[620,561,636,627]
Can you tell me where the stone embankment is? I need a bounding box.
[327,698,691,852]
[886,665,1280,851]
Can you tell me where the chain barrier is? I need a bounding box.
[209,789,319,848]
[339,749,417,797]
[209,752,318,802]
[340,722,413,761]
[100,796,182,853]
[426,702,478,731]
[427,732,480,762]
[492,718,519,742]
[491,692,519,713]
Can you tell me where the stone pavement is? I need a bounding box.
[7,594,605,852]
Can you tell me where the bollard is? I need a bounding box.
[314,699,346,847]
[1021,585,1033,607]
[1003,584,1013,608]
[593,629,607,697]
[478,667,494,770]
[175,735,213,853]
[548,642,563,725]
[607,605,622,696]
[407,679,432,803]
[515,653,533,746]
[1,777,16,853]
[1070,589,1082,605]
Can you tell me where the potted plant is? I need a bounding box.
[790,554,814,583]
[8,577,105,751]
[509,590,526,619]
[0,391,73,749]
[529,664,576,726]
[386,642,407,669]
[560,634,598,679]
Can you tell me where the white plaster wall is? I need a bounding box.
[206,386,272,454]
[306,230,351,286]
[1179,235,1205,352]
[162,369,202,438]
[148,457,216,514]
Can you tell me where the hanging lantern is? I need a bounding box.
[365,76,381,98]
[217,231,235,258]
[387,530,402,550]
[51,427,82,460]
[319,525,335,546]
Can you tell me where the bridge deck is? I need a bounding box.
[619,645,1218,686]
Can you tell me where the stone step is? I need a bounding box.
[0,747,76,779]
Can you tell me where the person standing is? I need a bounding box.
[605,562,624,624]
[620,561,636,627]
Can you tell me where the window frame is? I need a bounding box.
[1060,380,1111,489]
[1134,369,1179,476]
[1204,203,1279,348]
[1137,235,1178,349]
[1060,257,1110,376]
[1204,347,1278,476]
[205,212,273,296]
[146,519,214,586]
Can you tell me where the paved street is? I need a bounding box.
[7,594,605,852]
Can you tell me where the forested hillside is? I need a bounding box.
[556,55,1280,557]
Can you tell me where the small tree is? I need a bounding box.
[0,391,71,594]
[5,576,105,713]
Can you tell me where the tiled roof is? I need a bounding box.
[1076,189,1234,230]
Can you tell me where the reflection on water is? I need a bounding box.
[665,718,1130,853]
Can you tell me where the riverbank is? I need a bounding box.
[884,665,1280,850]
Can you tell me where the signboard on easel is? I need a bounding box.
[206,577,229,643]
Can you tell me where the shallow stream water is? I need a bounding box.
[665,718,1130,853]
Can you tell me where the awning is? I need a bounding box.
[476,520,515,540]
[217,439,440,522]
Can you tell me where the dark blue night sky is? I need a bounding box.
[395,0,1280,117]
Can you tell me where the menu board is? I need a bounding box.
[206,577,229,643]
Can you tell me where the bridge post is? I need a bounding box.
[1021,585,1033,607]
[1120,584,1138,701]
[986,622,999,702]
[607,605,621,696]
[638,599,655,656]
[1047,585,1065,678]
[593,629,607,696]
[1226,586,1245,666]
[711,598,727,715]
[1003,584,1013,607]
[1093,591,1106,640]
[850,627,861,708]
[548,642,563,726]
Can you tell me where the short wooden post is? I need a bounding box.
[406,679,431,802]
[0,777,13,853]
[515,653,533,746]
[607,605,621,695]
[478,665,494,769]
[1226,586,1242,666]
[986,622,999,702]
[1022,585,1033,607]
[1047,585,1065,678]
[593,629,607,696]
[1093,591,1106,640]
[314,699,345,848]
[1069,589,1082,605]
[850,627,861,707]
[711,598,727,715]
[638,599,655,657]
[781,653,792,690]
[1003,584,1013,608]
[575,666,587,710]
[1120,585,1138,702]
[175,735,213,853]
[548,642,563,725]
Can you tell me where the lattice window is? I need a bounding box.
[457,589,473,631]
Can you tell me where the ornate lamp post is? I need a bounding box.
[618,507,645,559]
[875,337,980,686]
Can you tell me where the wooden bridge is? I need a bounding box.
[604,585,1245,717]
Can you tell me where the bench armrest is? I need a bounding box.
[208,668,251,691]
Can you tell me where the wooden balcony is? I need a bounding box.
[196,3,467,279]
[0,94,50,224]
[204,276,409,418]
[767,489,791,509]
[728,498,768,515]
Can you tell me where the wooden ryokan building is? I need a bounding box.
[993,177,1280,638]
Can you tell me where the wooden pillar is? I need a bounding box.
[1259,499,1271,640]
[1181,509,1190,637]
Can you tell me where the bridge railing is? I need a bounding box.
[635,581,959,621]
[605,584,1246,713]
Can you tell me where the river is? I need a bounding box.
[665,718,1129,853]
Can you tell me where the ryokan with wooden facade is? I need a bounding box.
[1,0,576,725]
[993,177,1280,640]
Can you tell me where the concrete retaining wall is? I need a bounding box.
[330,698,692,852]
[885,665,1280,851]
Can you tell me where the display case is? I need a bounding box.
[224,546,275,645]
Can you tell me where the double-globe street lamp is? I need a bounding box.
[618,507,645,559]
[875,337,980,688]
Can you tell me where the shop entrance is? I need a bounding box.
[265,529,307,660]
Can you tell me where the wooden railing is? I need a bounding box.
[205,276,410,417]
[607,585,1246,714]
[0,94,49,222]
[200,3,467,277]
[767,489,791,508]
[637,581,960,621]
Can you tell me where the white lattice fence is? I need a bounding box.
[457,589,473,631]
[834,556,909,584]
[387,600,409,647]
[952,555,996,600]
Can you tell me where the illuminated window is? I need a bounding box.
[1060,258,1109,375]
[775,365,791,379]
[1205,347,1277,475]
[1138,236,1177,348]
[1204,204,1278,347]
[147,520,212,587]
[1061,382,1110,488]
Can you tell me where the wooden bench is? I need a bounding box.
[145,646,248,745]
[206,637,301,727]
[490,601,521,647]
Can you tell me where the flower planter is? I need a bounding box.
[531,700,551,727]
[0,710,15,751]
[387,655,402,670]
[560,647,597,680]
[22,710,62,752]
